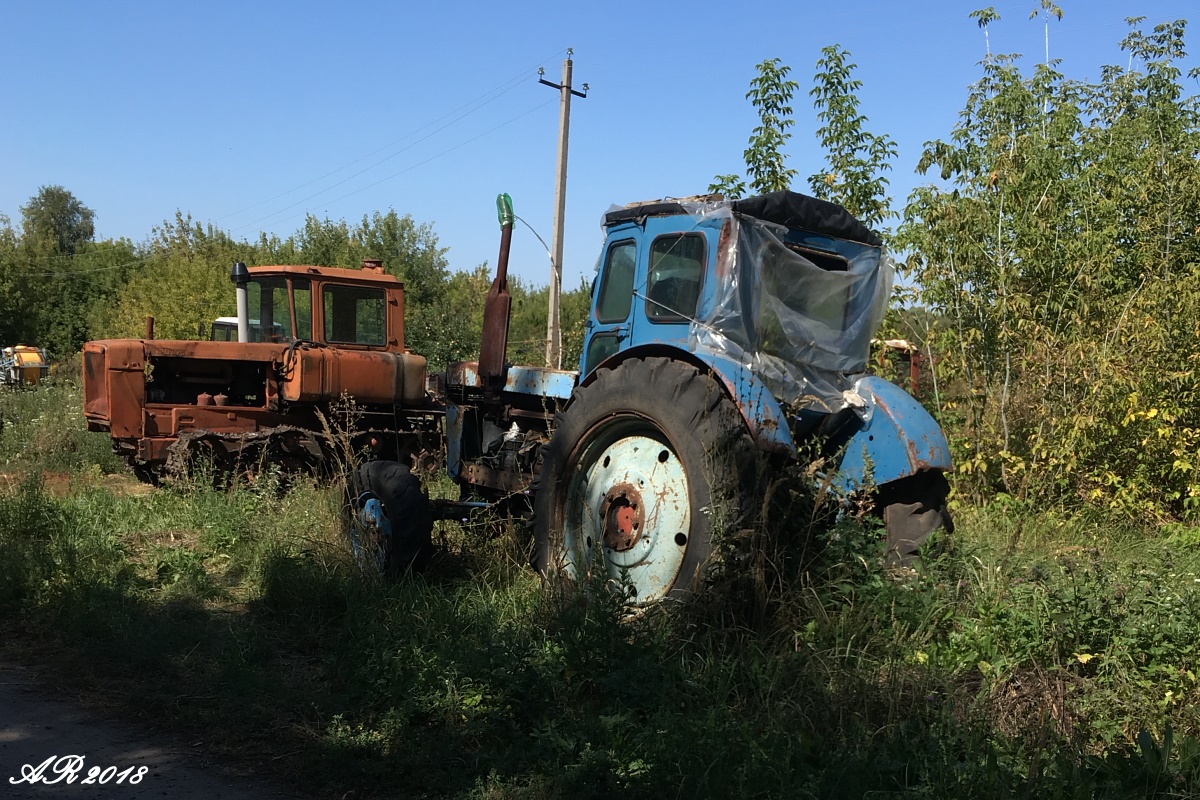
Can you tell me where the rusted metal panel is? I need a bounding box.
[502,365,577,399]
[446,361,483,389]
[82,343,109,423]
[461,461,531,494]
[91,341,148,440]
[143,405,264,437]
[833,375,953,491]
[137,436,174,464]
[250,263,403,287]
[144,340,286,362]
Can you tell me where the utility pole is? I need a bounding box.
[539,50,587,369]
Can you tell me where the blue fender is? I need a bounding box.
[832,375,953,493]
[445,403,463,480]
[692,351,798,456]
[583,346,951,485]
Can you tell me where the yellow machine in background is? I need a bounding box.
[1,345,50,387]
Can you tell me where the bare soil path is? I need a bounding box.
[0,665,285,799]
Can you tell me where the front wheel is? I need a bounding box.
[533,358,759,605]
[345,460,434,578]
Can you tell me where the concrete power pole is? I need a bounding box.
[538,51,587,369]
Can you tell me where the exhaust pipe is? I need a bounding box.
[478,194,514,383]
[230,262,251,343]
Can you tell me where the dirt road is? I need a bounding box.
[0,665,281,798]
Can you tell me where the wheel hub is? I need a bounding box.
[600,483,645,552]
[561,426,692,604]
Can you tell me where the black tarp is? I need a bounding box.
[603,190,881,246]
[730,191,881,246]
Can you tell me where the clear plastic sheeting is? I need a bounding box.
[688,205,893,413]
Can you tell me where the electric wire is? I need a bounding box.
[228,79,532,232]
[223,50,568,231]
[246,98,556,233]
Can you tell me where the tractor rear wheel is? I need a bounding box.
[876,470,953,564]
[345,460,434,578]
[533,358,759,604]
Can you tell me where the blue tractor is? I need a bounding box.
[354,191,952,603]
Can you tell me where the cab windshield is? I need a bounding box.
[246,278,312,342]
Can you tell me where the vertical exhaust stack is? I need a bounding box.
[230,262,251,343]
[478,194,514,385]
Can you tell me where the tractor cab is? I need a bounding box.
[226,260,405,351]
[582,191,892,416]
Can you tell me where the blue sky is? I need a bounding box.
[3,1,1196,287]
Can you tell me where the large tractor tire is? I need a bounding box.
[345,460,434,578]
[533,357,759,604]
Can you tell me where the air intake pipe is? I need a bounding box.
[478,194,514,384]
[230,262,251,343]
[234,260,255,340]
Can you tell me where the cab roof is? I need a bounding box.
[247,263,403,285]
[603,189,882,247]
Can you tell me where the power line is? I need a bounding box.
[220,49,568,228]
[14,259,145,278]
[228,81,534,234]
[245,98,557,233]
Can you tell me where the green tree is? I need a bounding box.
[294,215,354,268]
[0,214,22,346]
[405,264,490,370]
[900,14,1200,516]
[808,45,898,230]
[100,213,256,340]
[20,185,95,257]
[709,58,799,198]
[969,7,1002,58]
[354,211,449,307]
[13,186,116,355]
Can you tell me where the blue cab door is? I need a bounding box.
[627,215,716,352]
[580,223,641,376]
[580,215,721,376]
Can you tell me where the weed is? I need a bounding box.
[6,382,1200,797]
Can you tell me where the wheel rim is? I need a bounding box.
[350,493,390,575]
[560,417,691,604]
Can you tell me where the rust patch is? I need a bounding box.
[600,482,645,552]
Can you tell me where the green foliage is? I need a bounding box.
[808,45,898,231]
[5,423,1200,797]
[708,57,800,198]
[0,374,124,474]
[900,16,1200,517]
[0,186,142,356]
[20,184,94,256]
[970,6,1002,57]
[742,58,801,195]
[710,49,894,242]
[98,213,256,340]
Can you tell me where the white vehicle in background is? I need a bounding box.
[209,317,286,343]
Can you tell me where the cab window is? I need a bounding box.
[245,278,292,342]
[594,240,637,323]
[323,285,386,345]
[292,280,313,340]
[646,234,704,322]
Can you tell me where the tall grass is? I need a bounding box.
[0,374,124,474]
[4,383,1200,798]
